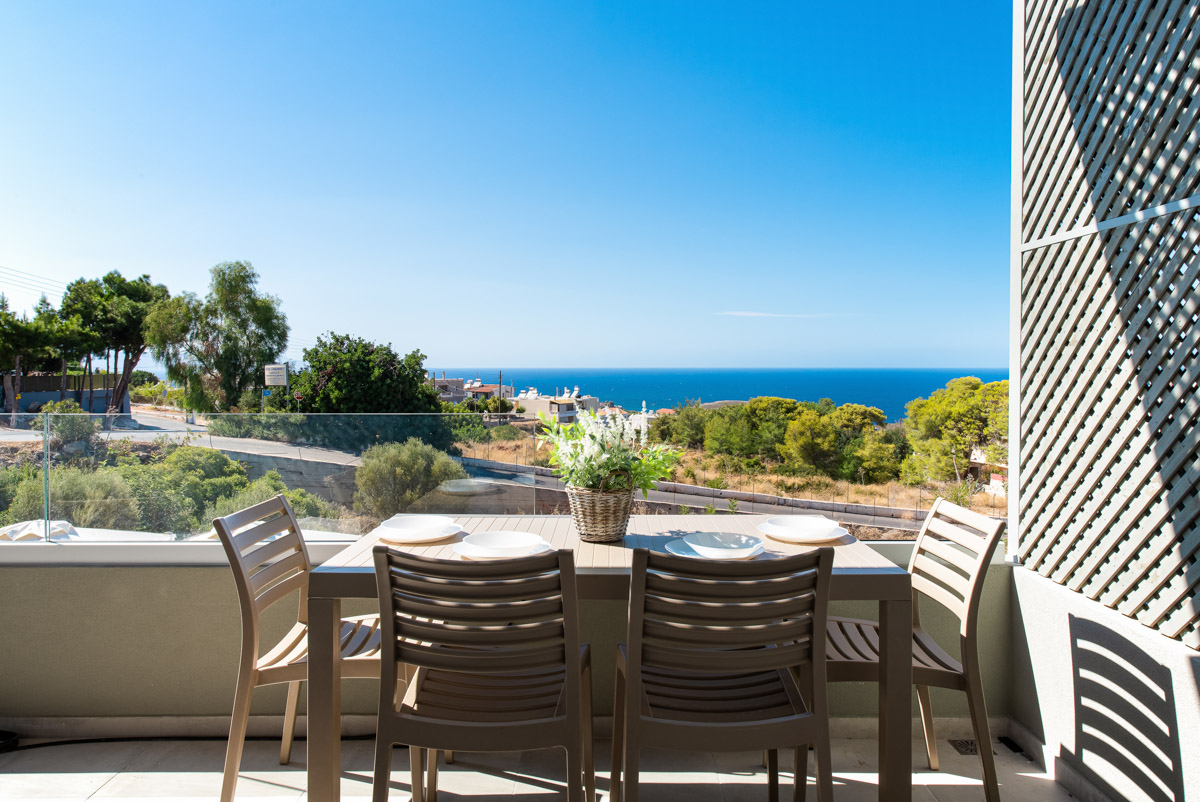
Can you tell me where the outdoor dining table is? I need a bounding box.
[307,514,914,801]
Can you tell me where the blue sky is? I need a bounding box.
[0,2,1011,369]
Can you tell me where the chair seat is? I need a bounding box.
[257,615,382,683]
[826,616,965,688]
[640,666,806,724]
[404,667,569,723]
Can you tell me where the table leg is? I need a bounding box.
[308,596,343,802]
[879,598,912,802]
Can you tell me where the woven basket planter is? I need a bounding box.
[566,471,633,543]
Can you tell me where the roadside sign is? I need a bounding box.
[294,391,302,400]
[264,364,288,386]
[263,389,272,397]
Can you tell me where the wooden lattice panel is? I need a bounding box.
[1021,0,1200,244]
[1017,0,1200,649]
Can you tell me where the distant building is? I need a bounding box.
[513,386,601,423]
[969,448,1008,497]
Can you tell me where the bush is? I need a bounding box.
[130,370,159,387]
[117,462,196,534]
[203,471,339,525]
[9,467,140,530]
[32,400,99,448]
[489,424,527,441]
[160,446,249,512]
[353,439,467,519]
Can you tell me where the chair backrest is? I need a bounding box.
[373,547,581,706]
[213,495,313,657]
[626,547,834,681]
[908,498,1007,637]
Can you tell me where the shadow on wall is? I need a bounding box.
[1063,615,1183,802]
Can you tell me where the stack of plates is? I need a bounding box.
[377,515,463,545]
[454,531,553,561]
[665,532,765,560]
[756,516,855,545]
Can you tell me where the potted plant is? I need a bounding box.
[537,409,680,542]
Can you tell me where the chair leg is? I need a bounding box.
[582,664,596,802]
[566,743,584,802]
[767,749,779,802]
[793,746,807,802]
[372,736,393,802]
[623,731,640,802]
[611,669,626,802]
[813,739,833,802]
[220,675,255,802]
[964,672,1000,802]
[444,750,454,764]
[409,746,425,802]
[426,748,439,802]
[280,680,302,765]
[915,684,939,771]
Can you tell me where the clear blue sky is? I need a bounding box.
[0,2,1011,369]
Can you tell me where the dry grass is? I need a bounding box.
[454,437,1007,517]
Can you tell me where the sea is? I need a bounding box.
[431,368,1009,422]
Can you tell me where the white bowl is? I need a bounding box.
[455,540,553,561]
[683,532,764,560]
[462,530,546,557]
[757,516,845,543]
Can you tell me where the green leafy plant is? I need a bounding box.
[536,410,680,497]
[353,438,467,519]
[727,498,739,513]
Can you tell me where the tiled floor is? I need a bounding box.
[0,736,1074,801]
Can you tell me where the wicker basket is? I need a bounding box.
[566,470,634,543]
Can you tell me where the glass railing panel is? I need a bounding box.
[37,412,547,542]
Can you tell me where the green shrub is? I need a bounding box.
[203,471,338,525]
[130,369,159,387]
[160,446,249,512]
[117,462,196,534]
[33,400,99,448]
[353,439,467,519]
[9,467,140,530]
[489,424,527,441]
[703,476,727,490]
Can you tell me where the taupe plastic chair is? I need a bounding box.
[614,547,835,802]
[371,546,594,802]
[825,497,1007,801]
[213,495,382,802]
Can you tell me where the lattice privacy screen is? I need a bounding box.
[1016,0,1200,648]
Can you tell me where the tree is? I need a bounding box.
[60,278,109,412]
[291,333,440,414]
[146,261,288,411]
[901,377,1008,483]
[33,299,95,400]
[0,295,43,426]
[780,408,840,475]
[100,271,170,412]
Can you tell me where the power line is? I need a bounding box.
[0,265,68,290]
[0,279,57,298]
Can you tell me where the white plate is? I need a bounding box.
[439,478,499,495]
[454,540,554,561]
[462,530,547,558]
[666,538,764,561]
[683,531,764,560]
[757,516,848,544]
[377,522,463,545]
[383,514,455,532]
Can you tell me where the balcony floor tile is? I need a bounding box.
[0,736,1073,801]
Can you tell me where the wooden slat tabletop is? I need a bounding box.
[312,514,910,601]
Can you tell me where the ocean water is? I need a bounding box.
[432,368,1009,422]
